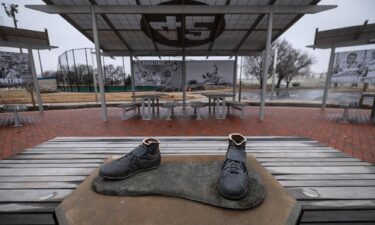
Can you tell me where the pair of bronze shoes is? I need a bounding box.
[99,133,249,200]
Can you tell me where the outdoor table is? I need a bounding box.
[2,104,28,127]
[132,93,167,120]
[1,136,375,225]
[201,92,233,119]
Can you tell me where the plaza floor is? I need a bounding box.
[0,106,374,164]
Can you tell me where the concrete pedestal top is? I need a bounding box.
[55,155,300,225]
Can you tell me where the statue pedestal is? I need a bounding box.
[55,155,300,225]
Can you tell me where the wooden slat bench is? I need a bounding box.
[0,136,375,225]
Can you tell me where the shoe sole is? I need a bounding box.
[217,184,248,200]
[100,164,161,180]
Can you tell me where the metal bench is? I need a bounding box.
[338,100,359,123]
[2,104,28,127]
[189,101,206,120]
[226,101,247,119]
[118,102,141,120]
[160,101,179,120]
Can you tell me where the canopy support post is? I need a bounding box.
[259,10,273,121]
[270,47,278,100]
[238,56,243,102]
[182,55,186,110]
[321,46,336,110]
[130,56,135,102]
[27,45,43,113]
[233,55,238,101]
[91,6,108,122]
[89,49,99,103]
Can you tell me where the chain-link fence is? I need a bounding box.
[57,48,135,92]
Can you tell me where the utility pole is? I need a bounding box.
[2,3,22,53]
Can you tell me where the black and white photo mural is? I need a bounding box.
[133,61,183,91]
[332,49,375,84]
[0,51,32,87]
[186,61,234,90]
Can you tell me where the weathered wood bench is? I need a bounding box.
[226,100,247,119]
[118,102,141,120]
[1,136,375,225]
[1,104,28,127]
[189,101,206,120]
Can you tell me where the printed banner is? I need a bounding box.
[332,49,375,84]
[186,61,234,89]
[133,61,182,91]
[0,51,32,87]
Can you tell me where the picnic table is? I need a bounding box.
[0,136,375,225]
[201,92,233,119]
[1,104,28,127]
[132,93,166,120]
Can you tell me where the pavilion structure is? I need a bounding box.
[27,0,336,121]
[0,26,57,112]
[308,21,375,109]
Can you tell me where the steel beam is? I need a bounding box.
[182,56,186,110]
[26,5,337,14]
[259,10,273,121]
[321,46,336,110]
[92,7,108,122]
[27,45,44,112]
[102,50,263,57]
[233,56,238,101]
[130,56,136,102]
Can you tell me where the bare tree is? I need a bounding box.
[274,40,315,95]
[243,52,274,89]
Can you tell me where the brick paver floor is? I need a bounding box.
[0,106,374,164]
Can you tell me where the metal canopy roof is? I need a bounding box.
[309,21,375,49]
[0,26,57,50]
[29,0,335,56]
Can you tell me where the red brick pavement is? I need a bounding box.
[0,106,374,164]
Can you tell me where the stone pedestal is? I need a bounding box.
[55,155,300,225]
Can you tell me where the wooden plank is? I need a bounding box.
[0,203,58,213]
[24,148,339,153]
[19,152,347,159]
[0,163,100,168]
[301,223,375,225]
[9,152,349,160]
[276,174,375,180]
[51,136,308,141]
[0,214,55,225]
[287,187,375,200]
[268,166,375,174]
[0,168,94,176]
[0,159,103,164]
[259,158,361,162]
[263,161,371,166]
[0,182,79,189]
[0,189,72,202]
[280,180,375,187]
[0,176,87,182]
[36,142,322,148]
[301,210,375,222]
[300,200,375,210]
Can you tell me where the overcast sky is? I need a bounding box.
[1,0,375,76]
